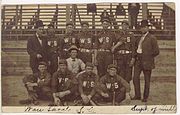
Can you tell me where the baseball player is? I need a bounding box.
[77,62,99,105]
[59,22,79,59]
[51,59,78,106]
[46,24,60,75]
[111,20,136,83]
[77,21,95,63]
[19,62,52,105]
[94,18,116,77]
[96,64,131,105]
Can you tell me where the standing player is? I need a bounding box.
[111,20,136,83]
[59,22,79,59]
[46,24,60,75]
[95,18,116,77]
[78,22,95,63]
[97,64,131,105]
[51,59,78,106]
[77,62,99,105]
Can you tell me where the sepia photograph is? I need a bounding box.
[1,0,177,113]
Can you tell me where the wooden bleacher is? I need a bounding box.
[1,3,176,79]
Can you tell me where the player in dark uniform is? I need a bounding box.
[95,18,116,77]
[97,64,131,105]
[111,20,136,83]
[51,59,78,106]
[78,22,95,63]
[77,62,99,105]
[19,62,52,105]
[59,22,79,59]
[46,24,60,75]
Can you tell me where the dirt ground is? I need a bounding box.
[1,75,176,106]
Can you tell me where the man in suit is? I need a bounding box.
[131,20,159,102]
[27,20,48,73]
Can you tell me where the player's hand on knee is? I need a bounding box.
[101,92,109,98]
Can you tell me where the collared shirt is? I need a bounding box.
[137,32,149,54]
[66,57,85,74]
[36,33,42,46]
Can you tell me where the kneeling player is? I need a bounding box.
[51,59,78,106]
[19,62,52,105]
[77,62,99,105]
[97,64,131,105]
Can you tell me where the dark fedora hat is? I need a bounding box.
[34,20,45,29]
[140,19,150,27]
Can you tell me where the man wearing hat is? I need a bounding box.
[27,20,48,73]
[96,64,131,105]
[59,22,79,59]
[19,61,52,105]
[132,20,159,102]
[66,45,85,75]
[77,62,99,105]
[94,18,116,77]
[51,59,78,105]
[77,21,95,63]
[46,23,60,75]
[111,20,136,83]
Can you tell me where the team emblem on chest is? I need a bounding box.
[83,81,95,88]
[58,77,69,83]
[126,37,131,42]
[106,82,119,89]
[99,36,110,43]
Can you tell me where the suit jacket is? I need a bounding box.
[27,35,47,65]
[135,32,159,70]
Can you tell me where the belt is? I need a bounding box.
[63,49,68,51]
[98,49,110,52]
[79,48,91,52]
[117,50,132,54]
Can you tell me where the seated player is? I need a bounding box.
[97,64,131,105]
[51,59,78,106]
[19,62,52,105]
[66,45,85,75]
[77,62,99,105]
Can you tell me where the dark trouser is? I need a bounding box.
[60,93,77,101]
[30,56,47,74]
[133,55,152,99]
[97,51,113,77]
[98,87,126,104]
[23,76,53,101]
[129,14,138,29]
[25,85,53,101]
[116,54,132,83]
[48,53,58,75]
[79,52,92,63]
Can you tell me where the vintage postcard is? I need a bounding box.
[1,0,177,114]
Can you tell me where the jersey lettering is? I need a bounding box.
[64,38,69,43]
[127,37,130,42]
[87,38,92,43]
[90,81,95,87]
[80,38,85,43]
[106,83,111,89]
[105,37,110,43]
[114,82,119,89]
[54,41,57,46]
[99,37,104,43]
[83,81,87,87]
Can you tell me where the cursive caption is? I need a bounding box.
[131,105,176,114]
[24,106,96,114]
